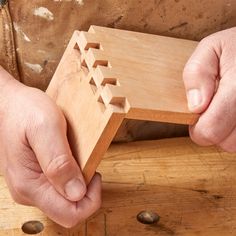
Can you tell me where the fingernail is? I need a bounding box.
[187,89,202,110]
[65,178,85,201]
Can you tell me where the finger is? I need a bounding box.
[4,173,32,206]
[33,173,102,228]
[189,71,236,146]
[219,127,236,153]
[183,37,220,113]
[75,173,102,220]
[26,102,86,202]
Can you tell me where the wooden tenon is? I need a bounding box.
[46,26,199,183]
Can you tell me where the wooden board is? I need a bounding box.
[46,26,199,183]
[1,137,236,235]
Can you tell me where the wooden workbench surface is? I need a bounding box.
[1,137,236,235]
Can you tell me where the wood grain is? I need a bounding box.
[1,137,236,235]
[46,26,199,183]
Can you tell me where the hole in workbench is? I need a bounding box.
[21,220,44,234]
[136,211,160,225]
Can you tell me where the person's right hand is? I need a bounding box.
[0,66,101,228]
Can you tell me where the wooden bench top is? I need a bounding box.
[1,137,236,235]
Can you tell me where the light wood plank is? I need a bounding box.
[46,26,199,183]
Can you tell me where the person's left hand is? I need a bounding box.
[183,27,236,152]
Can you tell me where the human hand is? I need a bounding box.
[0,67,101,227]
[183,27,236,152]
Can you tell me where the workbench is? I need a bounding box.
[1,137,236,235]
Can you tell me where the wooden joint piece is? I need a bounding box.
[100,84,129,111]
[81,48,110,69]
[75,32,107,69]
[77,32,109,68]
[77,31,101,51]
[101,78,118,86]
[88,76,98,94]
[47,25,199,184]
[92,66,119,87]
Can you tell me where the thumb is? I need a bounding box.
[27,107,86,202]
[183,37,220,113]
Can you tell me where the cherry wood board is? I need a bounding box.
[46,26,199,183]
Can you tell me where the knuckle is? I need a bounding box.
[45,154,73,179]
[200,35,212,45]
[28,112,51,137]
[11,193,27,205]
[12,179,30,197]
[30,103,65,132]
[11,193,21,204]
[35,111,61,130]
[198,34,219,50]
[35,109,50,125]
[183,61,205,81]
[27,109,66,145]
